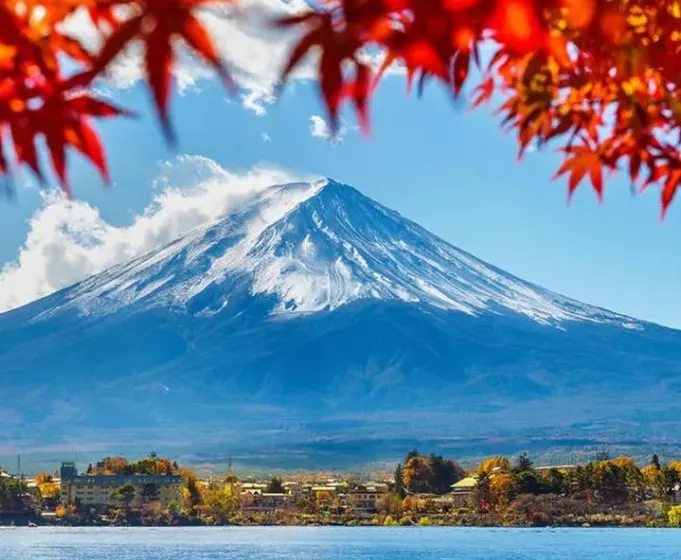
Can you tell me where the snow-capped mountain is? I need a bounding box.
[32,179,638,327]
[1,179,680,468]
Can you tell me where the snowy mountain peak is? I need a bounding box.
[32,178,641,329]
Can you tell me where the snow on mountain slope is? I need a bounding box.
[32,178,640,329]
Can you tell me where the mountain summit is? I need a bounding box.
[30,179,638,326]
[1,179,680,468]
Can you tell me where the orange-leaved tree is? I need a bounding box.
[3,0,681,215]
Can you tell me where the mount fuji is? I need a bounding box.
[2,179,681,469]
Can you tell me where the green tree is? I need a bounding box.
[0,477,29,512]
[513,452,534,474]
[183,472,202,511]
[515,471,541,495]
[474,471,492,513]
[661,467,680,502]
[402,453,465,495]
[610,458,645,502]
[111,483,136,509]
[393,463,406,499]
[593,461,628,503]
[406,449,420,461]
[544,468,566,495]
[266,477,286,494]
[141,483,160,503]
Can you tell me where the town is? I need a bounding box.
[3,450,681,527]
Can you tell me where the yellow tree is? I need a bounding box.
[38,481,60,501]
[34,472,52,485]
[669,505,681,527]
[202,482,241,523]
[490,473,517,510]
[101,456,130,475]
[666,461,681,479]
[477,456,512,474]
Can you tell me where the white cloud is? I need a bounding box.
[0,156,311,313]
[310,115,332,139]
[309,115,357,145]
[261,133,273,142]
[241,90,276,117]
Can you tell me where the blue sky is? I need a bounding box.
[0,2,679,328]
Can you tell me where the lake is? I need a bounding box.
[1,527,681,559]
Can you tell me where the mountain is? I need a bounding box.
[2,179,681,470]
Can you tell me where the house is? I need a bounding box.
[450,476,478,508]
[371,482,390,494]
[59,462,182,510]
[282,480,305,499]
[240,482,268,495]
[242,492,293,513]
[346,485,382,516]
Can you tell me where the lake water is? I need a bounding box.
[1,527,681,559]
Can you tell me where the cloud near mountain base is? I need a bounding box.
[0,156,312,313]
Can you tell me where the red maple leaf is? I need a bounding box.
[86,0,234,143]
[7,82,132,194]
[275,9,368,134]
[553,143,609,202]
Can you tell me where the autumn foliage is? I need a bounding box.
[88,454,179,475]
[4,1,681,214]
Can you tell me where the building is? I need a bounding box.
[535,465,578,473]
[240,482,268,494]
[346,485,381,516]
[242,493,293,513]
[282,481,305,499]
[450,476,478,508]
[59,462,182,510]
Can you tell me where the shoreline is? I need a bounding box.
[0,523,674,529]
[0,516,668,529]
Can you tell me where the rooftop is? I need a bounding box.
[64,473,182,484]
[451,476,479,490]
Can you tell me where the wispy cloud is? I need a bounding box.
[309,115,333,139]
[309,115,357,145]
[0,156,308,313]
[261,132,273,143]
